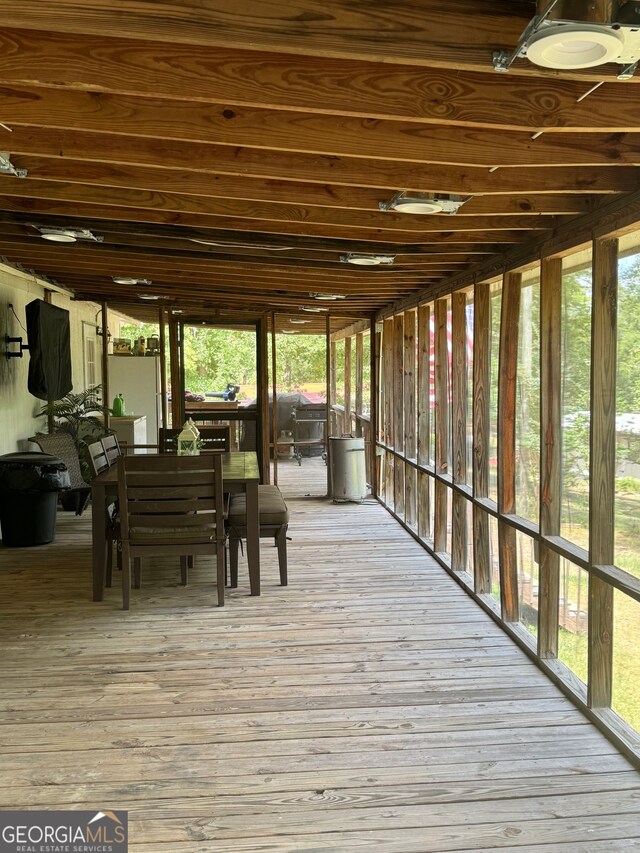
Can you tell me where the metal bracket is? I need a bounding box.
[5,335,29,359]
[617,60,639,80]
[492,0,560,72]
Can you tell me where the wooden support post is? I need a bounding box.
[158,307,169,431]
[371,320,379,497]
[344,335,352,433]
[271,311,278,486]
[588,237,618,709]
[355,332,363,437]
[498,272,522,622]
[473,281,491,594]
[434,298,449,553]
[168,316,181,429]
[326,313,332,498]
[383,318,394,447]
[451,291,468,573]
[417,304,431,542]
[393,312,405,517]
[404,309,417,527]
[539,257,563,658]
[257,316,270,484]
[417,304,430,468]
[101,301,110,431]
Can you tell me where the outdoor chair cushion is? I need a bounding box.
[228,484,289,527]
[128,524,217,544]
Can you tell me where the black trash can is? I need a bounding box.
[0,452,70,547]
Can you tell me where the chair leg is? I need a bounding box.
[216,540,225,606]
[229,534,239,588]
[180,555,188,586]
[105,537,113,588]
[133,557,142,589]
[276,525,288,586]
[121,543,131,610]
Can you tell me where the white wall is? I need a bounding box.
[0,263,111,456]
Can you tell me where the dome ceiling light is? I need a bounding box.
[493,0,640,78]
[112,276,152,285]
[379,192,470,215]
[340,253,395,265]
[37,226,103,243]
[309,292,346,301]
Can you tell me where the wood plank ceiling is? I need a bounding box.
[0,0,638,321]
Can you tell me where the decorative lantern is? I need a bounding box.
[177,422,199,456]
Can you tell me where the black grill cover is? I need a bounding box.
[26,299,72,400]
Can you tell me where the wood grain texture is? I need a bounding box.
[0,0,629,85]
[1,462,638,848]
[497,272,522,623]
[416,304,431,468]
[538,257,562,659]
[5,28,640,131]
[588,237,618,709]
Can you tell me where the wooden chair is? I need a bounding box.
[87,438,110,478]
[87,438,121,587]
[227,484,289,588]
[101,433,122,465]
[159,425,230,454]
[117,454,225,610]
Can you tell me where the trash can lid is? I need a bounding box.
[0,451,67,467]
[0,452,71,492]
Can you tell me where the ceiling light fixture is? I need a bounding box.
[289,318,312,324]
[37,227,103,243]
[493,0,640,76]
[0,153,27,179]
[340,253,395,266]
[138,293,161,300]
[301,305,329,313]
[379,192,470,215]
[309,292,346,301]
[112,276,152,285]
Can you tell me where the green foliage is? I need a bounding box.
[616,476,640,495]
[37,384,107,450]
[37,385,109,481]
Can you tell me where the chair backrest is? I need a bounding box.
[32,432,86,489]
[159,425,230,453]
[117,453,224,547]
[101,433,122,465]
[87,439,110,478]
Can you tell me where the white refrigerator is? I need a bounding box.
[108,355,162,445]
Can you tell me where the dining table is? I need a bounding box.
[91,451,261,602]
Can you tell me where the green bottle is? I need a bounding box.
[112,393,125,417]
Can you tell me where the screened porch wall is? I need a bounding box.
[373,226,640,763]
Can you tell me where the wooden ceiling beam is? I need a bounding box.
[0,209,498,255]
[7,126,638,179]
[0,194,525,245]
[2,159,572,225]
[0,226,473,267]
[1,28,639,131]
[0,1,629,84]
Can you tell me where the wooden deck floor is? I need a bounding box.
[1,459,639,851]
